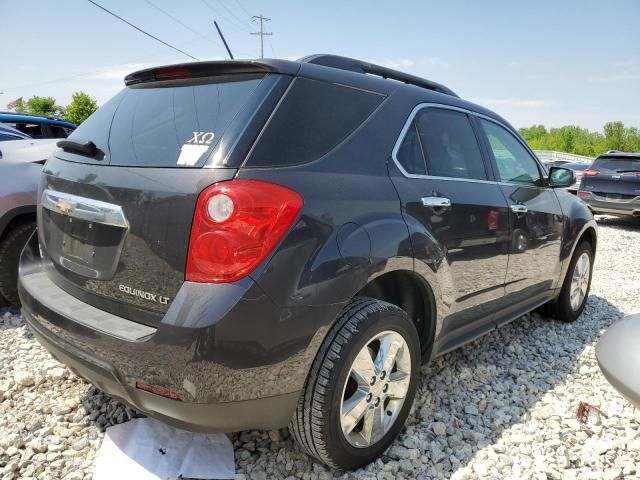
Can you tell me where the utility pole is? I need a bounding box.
[251,14,272,58]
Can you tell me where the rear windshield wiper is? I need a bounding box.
[615,169,640,173]
[56,139,104,159]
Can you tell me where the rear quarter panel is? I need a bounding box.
[0,163,40,237]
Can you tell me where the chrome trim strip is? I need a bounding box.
[41,189,129,229]
[390,103,497,184]
[390,102,547,187]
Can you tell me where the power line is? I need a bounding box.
[214,0,251,27]
[199,0,251,32]
[251,15,272,59]
[231,0,252,18]
[86,0,199,61]
[142,0,217,45]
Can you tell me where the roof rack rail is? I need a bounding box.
[299,54,458,98]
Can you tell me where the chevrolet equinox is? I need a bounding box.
[18,55,597,469]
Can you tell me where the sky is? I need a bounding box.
[1,0,639,131]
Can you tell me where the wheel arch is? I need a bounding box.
[0,206,37,242]
[355,269,437,361]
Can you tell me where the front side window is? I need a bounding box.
[395,107,487,180]
[480,119,542,186]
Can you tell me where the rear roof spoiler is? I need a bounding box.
[124,54,458,98]
[124,59,301,86]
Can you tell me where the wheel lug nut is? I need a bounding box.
[366,393,372,402]
[383,384,388,393]
[380,371,386,380]
[370,376,376,385]
[374,397,380,407]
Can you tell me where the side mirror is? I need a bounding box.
[549,166,576,188]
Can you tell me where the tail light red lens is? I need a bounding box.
[578,191,592,199]
[582,169,600,177]
[186,180,303,283]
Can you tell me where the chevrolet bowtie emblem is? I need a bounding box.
[56,199,75,215]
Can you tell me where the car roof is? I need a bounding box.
[0,138,58,163]
[0,113,76,128]
[595,152,640,160]
[125,55,513,131]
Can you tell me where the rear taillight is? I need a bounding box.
[186,180,303,283]
[578,191,593,199]
[582,169,600,177]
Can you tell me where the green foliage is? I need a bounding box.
[519,122,640,156]
[14,96,65,118]
[64,92,98,126]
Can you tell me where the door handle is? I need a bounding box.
[510,204,528,214]
[422,197,451,208]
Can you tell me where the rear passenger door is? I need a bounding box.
[477,118,564,321]
[389,104,511,350]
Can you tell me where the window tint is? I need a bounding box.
[109,76,264,167]
[396,122,427,175]
[246,78,384,167]
[395,108,487,180]
[481,119,542,186]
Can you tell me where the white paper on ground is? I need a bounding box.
[93,418,235,480]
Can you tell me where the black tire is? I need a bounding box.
[0,221,36,307]
[290,297,421,470]
[542,241,593,322]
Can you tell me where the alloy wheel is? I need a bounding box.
[339,330,411,448]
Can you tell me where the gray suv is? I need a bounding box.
[19,56,597,469]
[579,151,640,217]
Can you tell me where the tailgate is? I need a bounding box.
[37,68,287,326]
[39,161,236,325]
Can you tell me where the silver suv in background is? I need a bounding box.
[0,139,56,305]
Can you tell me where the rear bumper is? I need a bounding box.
[18,232,334,432]
[596,314,640,409]
[580,193,640,216]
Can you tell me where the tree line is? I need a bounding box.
[14,92,98,126]
[519,122,640,157]
[13,93,640,157]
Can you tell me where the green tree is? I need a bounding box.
[14,95,65,118]
[64,91,98,125]
[520,121,640,156]
[602,121,626,151]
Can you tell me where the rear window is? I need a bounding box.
[593,156,640,173]
[246,78,384,167]
[66,75,265,167]
[6,122,44,138]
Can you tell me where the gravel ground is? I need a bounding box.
[1,216,639,480]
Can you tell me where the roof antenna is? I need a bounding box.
[214,21,234,59]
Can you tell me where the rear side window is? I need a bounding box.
[109,75,264,167]
[49,125,70,138]
[396,107,487,180]
[592,156,640,173]
[246,78,384,167]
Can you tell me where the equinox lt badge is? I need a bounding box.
[119,285,170,305]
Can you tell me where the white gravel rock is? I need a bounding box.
[0,215,639,479]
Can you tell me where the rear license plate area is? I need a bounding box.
[62,218,94,263]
